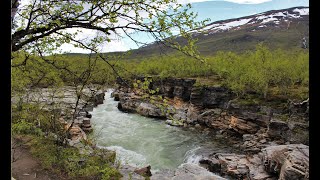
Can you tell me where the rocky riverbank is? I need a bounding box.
[112,77,309,180]
[13,82,309,179]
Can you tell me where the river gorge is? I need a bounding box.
[15,80,309,179]
[90,90,235,172]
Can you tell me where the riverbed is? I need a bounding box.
[90,90,234,171]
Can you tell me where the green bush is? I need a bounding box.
[12,44,308,100]
[12,120,43,135]
[29,136,122,179]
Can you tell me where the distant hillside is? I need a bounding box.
[64,6,309,60]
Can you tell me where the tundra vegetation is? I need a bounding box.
[11,0,209,178]
[11,0,308,179]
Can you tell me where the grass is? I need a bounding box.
[21,134,123,180]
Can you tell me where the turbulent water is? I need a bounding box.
[90,90,233,171]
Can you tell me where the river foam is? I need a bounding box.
[90,89,231,171]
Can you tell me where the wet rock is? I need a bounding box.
[134,165,152,177]
[111,91,120,101]
[118,99,140,113]
[151,164,227,180]
[93,92,105,106]
[86,112,92,118]
[82,104,94,112]
[173,163,227,180]
[151,169,175,180]
[136,102,166,118]
[199,158,221,172]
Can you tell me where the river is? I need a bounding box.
[90,89,234,171]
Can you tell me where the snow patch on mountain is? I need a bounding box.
[293,8,309,15]
[203,18,252,31]
[196,7,308,34]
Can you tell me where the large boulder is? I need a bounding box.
[151,163,227,180]
[261,144,309,180]
[93,92,105,106]
[267,119,290,141]
[134,165,152,177]
[287,121,309,145]
[136,102,166,118]
[199,153,275,180]
[118,99,140,113]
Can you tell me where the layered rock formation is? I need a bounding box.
[199,144,309,180]
[115,77,308,146]
[113,77,309,179]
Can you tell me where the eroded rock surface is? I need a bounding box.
[151,163,227,180]
[198,144,309,180]
[261,144,309,180]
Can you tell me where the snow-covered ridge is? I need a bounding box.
[293,8,309,16]
[203,18,252,31]
[195,6,308,34]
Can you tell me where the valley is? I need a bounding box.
[11,4,309,180]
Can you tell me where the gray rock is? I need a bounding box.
[172,110,187,121]
[200,109,222,117]
[288,122,309,145]
[243,134,256,141]
[261,144,309,180]
[118,165,145,180]
[173,163,227,180]
[93,92,105,106]
[151,164,226,180]
[134,165,152,177]
[199,158,221,172]
[136,102,166,118]
[151,169,175,180]
[200,153,275,180]
[267,119,290,140]
[83,118,90,124]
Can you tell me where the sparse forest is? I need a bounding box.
[11,0,309,179]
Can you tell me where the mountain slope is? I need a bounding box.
[65,6,309,59]
[135,6,308,57]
